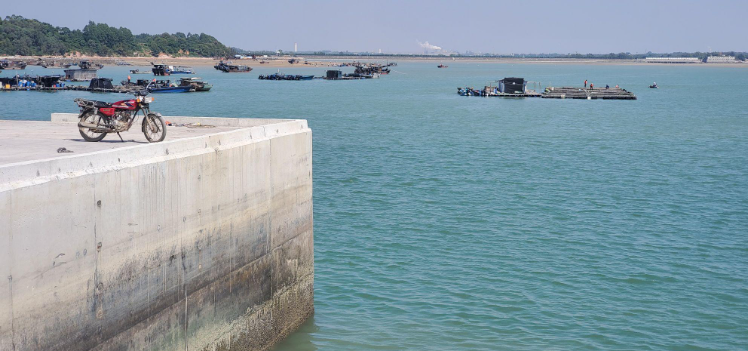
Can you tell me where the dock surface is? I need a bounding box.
[0,119,238,166]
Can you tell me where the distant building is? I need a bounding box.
[645,57,700,64]
[706,56,737,63]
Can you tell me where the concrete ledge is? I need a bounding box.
[0,114,313,351]
[1,114,309,190]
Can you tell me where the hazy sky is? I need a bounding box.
[2,0,746,54]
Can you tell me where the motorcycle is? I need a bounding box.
[74,85,166,142]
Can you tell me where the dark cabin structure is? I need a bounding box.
[36,75,63,87]
[325,70,343,80]
[499,77,527,94]
[89,78,114,90]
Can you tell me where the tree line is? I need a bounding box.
[0,15,231,57]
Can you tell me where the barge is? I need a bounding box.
[458,77,636,100]
[259,72,314,80]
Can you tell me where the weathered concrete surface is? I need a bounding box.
[0,114,313,351]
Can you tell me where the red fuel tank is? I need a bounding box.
[111,99,138,110]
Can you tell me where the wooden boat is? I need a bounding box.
[170,66,194,74]
[78,60,103,70]
[214,61,253,73]
[152,64,170,76]
[258,72,314,81]
[147,80,191,93]
[457,87,483,96]
[149,85,191,93]
[179,77,212,91]
[0,60,27,70]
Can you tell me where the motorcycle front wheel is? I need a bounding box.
[142,113,167,143]
[78,110,107,142]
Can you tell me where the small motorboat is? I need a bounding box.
[259,72,314,81]
[129,69,150,74]
[214,61,253,73]
[169,66,194,74]
[149,85,191,93]
[438,64,448,68]
[179,77,212,91]
[649,82,658,89]
[457,87,483,96]
[147,80,191,93]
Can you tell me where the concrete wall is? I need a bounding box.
[0,115,313,351]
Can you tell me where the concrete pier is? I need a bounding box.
[0,114,313,351]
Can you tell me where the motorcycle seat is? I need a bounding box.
[93,101,112,108]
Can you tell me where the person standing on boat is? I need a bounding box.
[590,83,594,90]
[584,79,587,88]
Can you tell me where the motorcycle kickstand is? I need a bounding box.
[116,132,124,142]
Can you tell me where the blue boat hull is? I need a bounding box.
[149,86,191,93]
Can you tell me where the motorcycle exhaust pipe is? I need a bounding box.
[78,122,114,133]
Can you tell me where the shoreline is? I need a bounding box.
[3,56,747,68]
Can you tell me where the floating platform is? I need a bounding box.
[458,87,541,97]
[458,86,636,100]
[542,86,636,100]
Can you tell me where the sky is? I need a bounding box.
[2,0,746,54]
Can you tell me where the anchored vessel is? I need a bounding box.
[152,64,195,76]
[179,77,212,91]
[214,61,253,73]
[458,77,636,99]
[0,59,28,70]
[259,72,315,80]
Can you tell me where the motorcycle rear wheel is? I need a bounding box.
[78,110,107,142]
[142,113,167,143]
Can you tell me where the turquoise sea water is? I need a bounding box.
[2,62,747,350]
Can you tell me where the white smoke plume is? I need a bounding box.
[418,41,442,51]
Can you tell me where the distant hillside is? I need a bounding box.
[0,15,231,57]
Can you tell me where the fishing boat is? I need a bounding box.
[169,66,194,74]
[438,64,448,68]
[0,60,27,70]
[78,60,103,70]
[152,64,171,76]
[457,87,483,96]
[147,80,191,93]
[179,77,212,91]
[149,85,191,93]
[129,69,150,74]
[258,72,314,81]
[214,61,253,73]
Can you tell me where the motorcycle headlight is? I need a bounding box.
[144,97,154,104]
